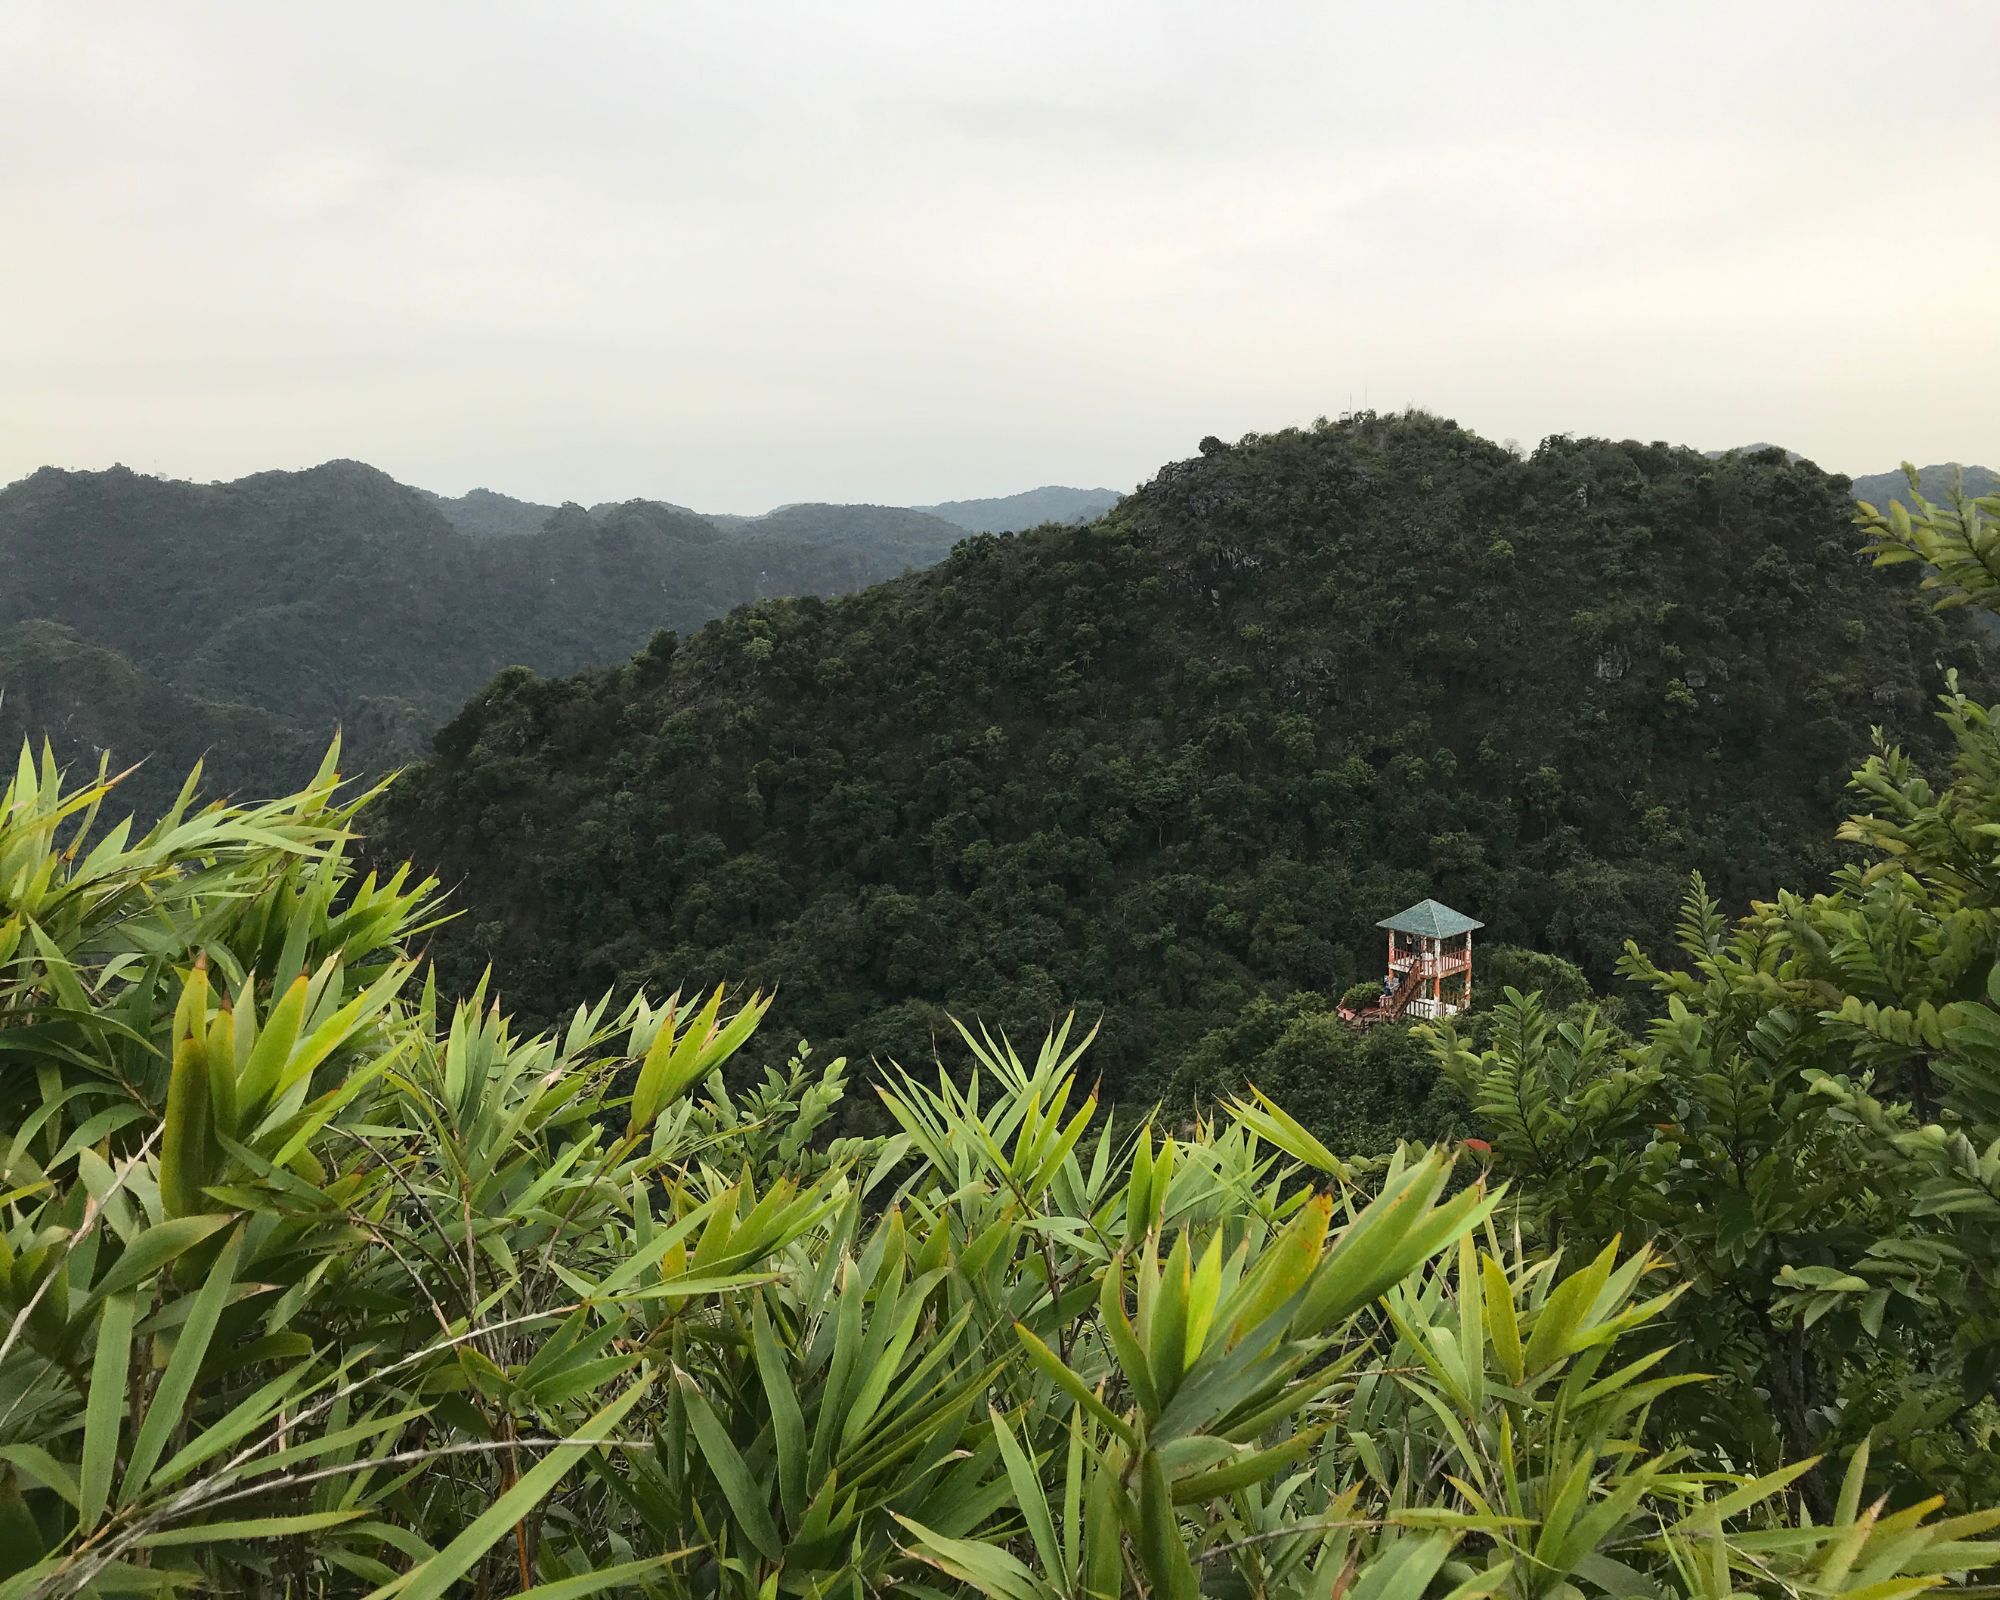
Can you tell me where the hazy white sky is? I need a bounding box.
[4,1,1996,511]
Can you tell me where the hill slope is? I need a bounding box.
[384,417,1986,1096]
[0,463,975,813]
[0,620,317,802]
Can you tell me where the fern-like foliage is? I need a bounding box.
[1437,485,2000,1509]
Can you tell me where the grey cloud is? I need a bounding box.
[2,0,1995,509]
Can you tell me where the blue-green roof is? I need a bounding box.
[1376,899,1483,939]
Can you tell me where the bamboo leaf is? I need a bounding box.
[895,1513,1049,1600]
[510,1555,692,1599]
[121,1225,243,1500]
[752,1296,808,1527]
[365,1374,652,1600]
[138,1509,367,1547]
[989,1406,1064,1582]
[1014,1324,1137,1448]
[79,1215,234,1311]
[78,1291,135,1531]
[673,1369,782,1559]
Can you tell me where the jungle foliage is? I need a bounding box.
[1433,471,2000,1514]
[3,746,1995,1596]
[1165,992,1465,1155]
[386,414,1989,1100]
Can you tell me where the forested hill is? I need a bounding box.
[0,620,317,803]
[701,502,968,573]
[0,462,983,813]
[383,414,1987,1099]
[422,484,569,539]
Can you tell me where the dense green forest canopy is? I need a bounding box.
[0,461,1021,814]
[1708,448,1997,513]
[385,412,1991,1101]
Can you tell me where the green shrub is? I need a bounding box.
[1473,945,1593,1012]
[1170,993,1465,1152]
[1437,479,2000,1510]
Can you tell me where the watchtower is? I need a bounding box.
[1377,899,1480,1019]
[1340,898,1482,1026]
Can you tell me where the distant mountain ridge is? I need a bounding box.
[423,482,1123,541]
[6,436,1983,828]
[421,485,564,540]
[0,459,1104,814]
[915,485,1122,532]
[1848,463,1998,508]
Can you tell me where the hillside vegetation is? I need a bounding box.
[3,432,1998,1591]
[386,413,1989,1097]
[2,743,1992,1592]
[0,620,316,801]
[1437,477,2000,1507]
[0,462,982,813]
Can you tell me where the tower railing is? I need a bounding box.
[1389,949,1471,976]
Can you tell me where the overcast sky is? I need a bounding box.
[4,2,1996,511]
